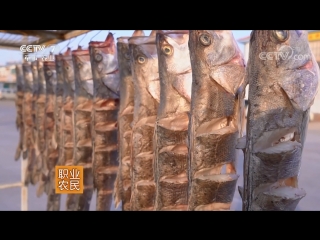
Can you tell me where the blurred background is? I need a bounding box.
[0,30,319,211]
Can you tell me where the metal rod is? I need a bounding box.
[0,182,21,190]
[21,157,28,211]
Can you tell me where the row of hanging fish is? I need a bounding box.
[14,30,319,211]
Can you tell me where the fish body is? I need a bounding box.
[114,30,145,211]
[72,47,94,211]
[21,62,36,185]
[187,30,246,211]
[154,30,191,211]
[43,60,60,211]
[14,64,24,161]
[242,30,319,211]
[129,35,159,210]
[89,33,120,211]
[61,49,78,210]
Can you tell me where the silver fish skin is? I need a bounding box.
[14,64,25,161]
[129,35,159,211]
[241,30,319,211]
[43,60,60,211]
[114,30,145,211]
[154,30,192,211]
[71,47,94,211]
[187,30,246,211]
[89,33,120,211]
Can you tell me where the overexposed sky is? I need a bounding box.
[0,30,252,66]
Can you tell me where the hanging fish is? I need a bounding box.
[114,30,145,211]
[43,60,60,211]
[129,34,159,210]
[154,30,192,211]
[240,30,319,211]
[72,47,94,211]
[14,64,24,161]
[187,30,246,211]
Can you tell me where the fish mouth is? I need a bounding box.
[297,60,313,70]
[223,53,243,66]
[176,68,192,76]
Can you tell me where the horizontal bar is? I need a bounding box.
[0,182,22,190]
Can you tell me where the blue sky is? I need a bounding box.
[0,30,252,66]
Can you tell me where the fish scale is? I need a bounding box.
[188,30,246,211]
[154,30,191,211]
[43,61,60,211]
[114,30,145,211]
[89,32,120,211]
[240,30,319,211]
[21,62,36,186]
[14,64,24,162]
[36,59,47,185]
[60,49,77,210]
[71,48,94,211]
[129,34,159,211]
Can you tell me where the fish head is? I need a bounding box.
[250,30,319,111]
[89,33,120,96]
[117,31,146,78]
[22,62,33,85]
[72,49,94,96]
[55,54,64,77]
[129,36,160,102]
[62,56,75,90]
[157,30,192,101]
[43,61,57,93]
[189,30,246,95]
[31,60,39,85]
[117,37,131,73]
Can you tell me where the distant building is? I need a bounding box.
[0,64,18,99]
[237,30,320,120]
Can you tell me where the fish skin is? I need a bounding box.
[243,30,319,211]
[89,32,120,211]
[187,30,246,211]
[72,47,94,211]
[43,61,61,211]
[14,64,24,161]
[61,49,78,210]
[154,30,191,211]
[21,62,37,186]
[35,59,48,197]
[129,35,159,211]
[114,30,145,211]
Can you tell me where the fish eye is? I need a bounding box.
[137,55,146,64]
[273,30,289,42]
[162,45,173,55]
[46,70,52,76]
[199,33,211,46]
[124,52,131,60]
[95,53,102,62]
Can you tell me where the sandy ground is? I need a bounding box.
[0,99,319,211]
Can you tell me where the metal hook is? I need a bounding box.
[90,30,102,41]
[78,32,88,48]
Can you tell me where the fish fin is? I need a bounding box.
[236,136,247,150]
[238,186,244,199]
[22,150,28,160]
[51,126,58,149]
[113,170,122,209]
[147,80,161,103]
[14,147,21,161]
[37,181,45,197]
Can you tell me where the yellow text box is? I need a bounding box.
[55,166,83,194]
